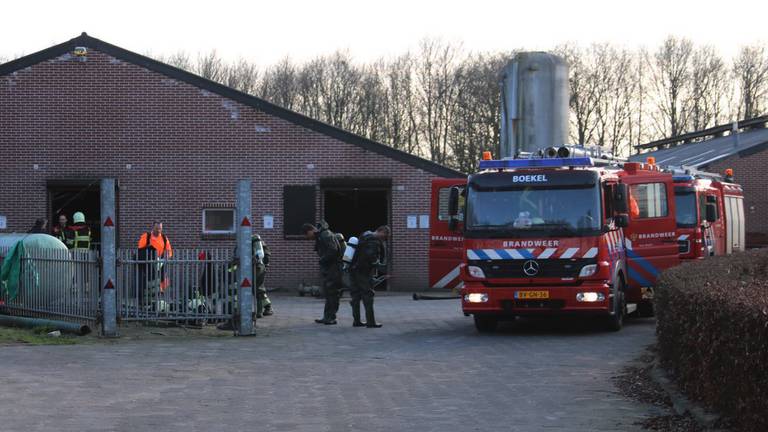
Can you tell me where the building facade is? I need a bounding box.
[0,34,463,290]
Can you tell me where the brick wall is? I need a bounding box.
[0,49,442,290]
[707,150,768,237]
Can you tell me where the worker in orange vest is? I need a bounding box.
[136,221,173,305]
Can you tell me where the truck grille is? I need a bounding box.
[470,258,595,279]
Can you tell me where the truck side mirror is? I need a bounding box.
[614,184,629,214]
[615,213,629,228]
[705,203,717,222]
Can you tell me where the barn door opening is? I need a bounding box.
[321,178,391,290]
[47,179,113,249]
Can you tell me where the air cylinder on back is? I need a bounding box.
[342,236,358,264]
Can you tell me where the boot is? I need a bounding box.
[364,299,382,328]
[262,305,273,316]
[351,299,365,327]
[316,299,331,324]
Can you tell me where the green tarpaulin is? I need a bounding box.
[0,241,25,301]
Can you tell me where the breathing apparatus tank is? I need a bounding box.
[252,234,265,261]
[342,236,359,267]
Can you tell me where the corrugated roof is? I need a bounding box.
[630,128,768,168]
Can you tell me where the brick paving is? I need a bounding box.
[0,293,662,431]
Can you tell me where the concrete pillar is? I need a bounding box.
[236,179,255,336]
[100,178,118,337]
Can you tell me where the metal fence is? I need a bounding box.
[0,246,100,325]
[116,249,236,324]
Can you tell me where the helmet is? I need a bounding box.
[252,234,262,242]
[73,212,86,224]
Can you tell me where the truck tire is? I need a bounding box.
[637,300,655,317]
[606,281,626,332]
[474,315,498,333]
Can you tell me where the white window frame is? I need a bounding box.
[202,208,236,234]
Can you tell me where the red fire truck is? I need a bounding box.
[671,167,745,260]
[430,150,684,332]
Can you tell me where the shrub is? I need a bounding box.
[655,249,768,431]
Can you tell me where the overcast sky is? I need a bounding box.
[1,0,766,63]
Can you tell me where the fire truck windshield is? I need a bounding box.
[674,190,698,228]
[465,185,602,238]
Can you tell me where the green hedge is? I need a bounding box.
[656,249,768,431]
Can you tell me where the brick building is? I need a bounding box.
[630,116,768,246]
[0,33,463,290]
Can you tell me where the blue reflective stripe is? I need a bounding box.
[474,250,491,260]
[496,249,513,260]
[628,267,652,287]
[625,249,659,276]
[518,249,534,259]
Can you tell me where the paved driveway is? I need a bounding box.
[0,293,660,431]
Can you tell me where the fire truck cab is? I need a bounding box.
[436,153,679,332]
[671,167,745,259]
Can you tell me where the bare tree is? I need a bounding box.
[733,44,768,119]
[258,57,299,110]
[225,59,259,94]
[416,38,463,165]
[689,46,729,130]
[195,50,226,82]
[647,36,694,138]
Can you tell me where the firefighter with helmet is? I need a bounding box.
[68,211,92,251]
[252,233,273,318]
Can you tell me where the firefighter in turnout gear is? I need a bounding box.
[303,221,343,325]
[68,212,92,251]
[52,214,72,247]
[252,234,273,318]
[349,225,390,328]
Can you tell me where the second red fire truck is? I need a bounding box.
[429,148,745,332]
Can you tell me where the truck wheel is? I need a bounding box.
[474,315,498,333]
[606,284,625,332]
[637,300,655,317]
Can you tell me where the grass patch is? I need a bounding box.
[0,326,79,345]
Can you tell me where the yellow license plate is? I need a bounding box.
[515,291,549,299]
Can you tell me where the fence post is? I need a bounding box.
[236,179,255,336]
[100,178,118,337]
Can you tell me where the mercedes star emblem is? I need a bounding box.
[522,260,540,276]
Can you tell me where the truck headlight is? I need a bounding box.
[578,264,597,277]
[576,292,605,302]
[467,266,485,279]
[464,293,488,303]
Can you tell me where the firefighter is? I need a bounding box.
[68,212,92,251]
[252,234,273,318]
[136,221,173,305]
[52,214,72,247]
[349,225,390,328]
[302,221,342,325]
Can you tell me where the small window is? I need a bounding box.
[202,209,236,234]
[629,183,668,218]
[437,187,465,221]
[284,185,316,238]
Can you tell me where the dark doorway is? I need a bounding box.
[323,180,391,290]
[324,189,389,239]
[47,180,103,248]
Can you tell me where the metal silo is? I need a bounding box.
[499,52,570,158]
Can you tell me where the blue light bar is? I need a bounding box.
[672,175,695,181]
[478,157,594,170]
